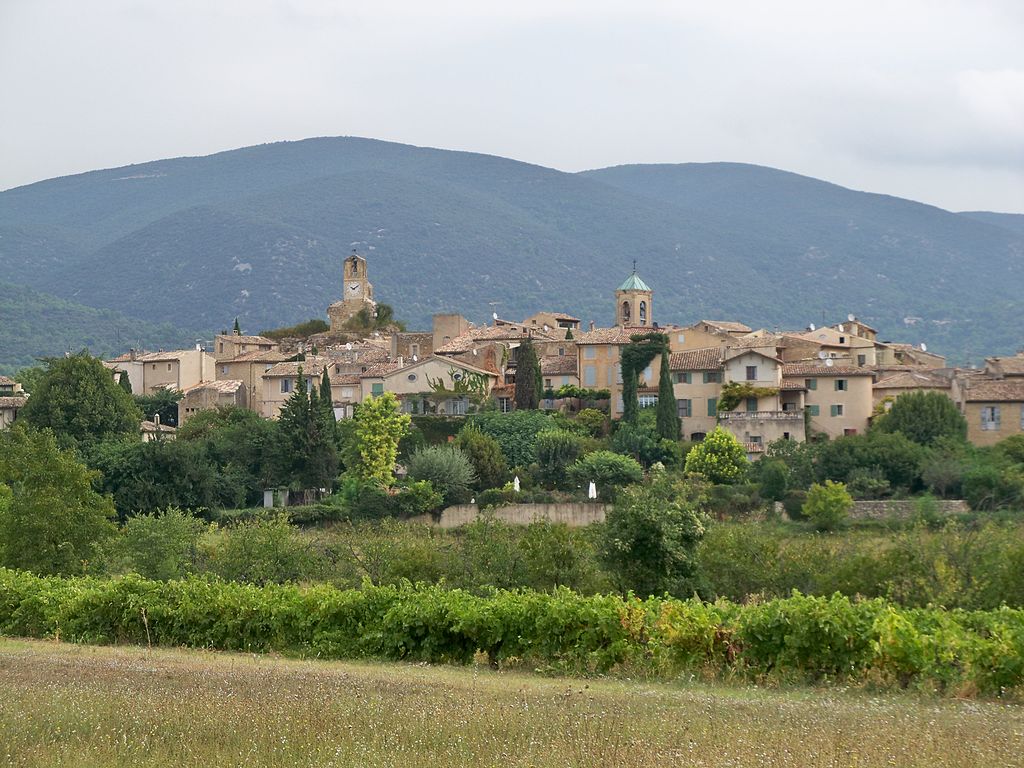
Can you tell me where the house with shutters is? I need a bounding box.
[782,363,875,438]
[359,355,498,416]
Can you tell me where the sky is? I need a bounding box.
[1,0,1022,212]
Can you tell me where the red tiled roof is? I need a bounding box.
[669,347,722,371]
[782,363,873,377]
[962,379,1024,403]
[541,355,578,376]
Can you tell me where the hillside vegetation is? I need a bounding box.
[2,137,1022,370]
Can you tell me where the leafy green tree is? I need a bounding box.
[655,352,680,440]
[803,480,853,531]
[567,450,643,499]
[353,392,411,486]
[104,508,206,580]
[407,445,477,506]
[759,459,790,502]
[574,408,608,437]
[873,391,967,446]
[815,432,924,491]
[117,370,132,394]
[469,410,553,467]
[601,476,708,597]
[995,434,1024,465]
[0,426,116,574]
[13,365,46,394]
[275,367,338,491]
[684,427,749,484]
[21,353,142,448]
[611,411,680,468]
[535,429,586,486]
[134,388,183,427]
[455,425,508,490]
[513,337,541,410]
[209,514,318,585]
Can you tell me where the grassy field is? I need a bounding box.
[2,639,1024,767]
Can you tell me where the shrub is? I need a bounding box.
[574,408,609,437]
[567,451,643,500]
[455,425,508,491]
[872,391,967,446]
[407,445,477,507]
[683,427,749,484]
[469,410,554,467]
[758,459,789,502]
[803,480,853,531]
[105,508,206,580]
[207,515,320,585]
[535,429,587,486]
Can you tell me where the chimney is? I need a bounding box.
[589,320,595,331]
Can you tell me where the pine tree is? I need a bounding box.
[655,351,680,440]
[514,337,540,410]
[233,318,241,335]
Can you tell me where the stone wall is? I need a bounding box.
[408,503,609,529]
[849,499,970,519]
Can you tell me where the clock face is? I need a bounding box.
[348,282,360,293]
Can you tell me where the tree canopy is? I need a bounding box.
[872,391,967,446]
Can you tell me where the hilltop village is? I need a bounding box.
[4,252,1020,452]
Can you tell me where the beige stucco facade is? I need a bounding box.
[178,380,247,424]
[360,356,497,416]
[785,364,874,438]
[106,349,215,395]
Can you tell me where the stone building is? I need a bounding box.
[327,253,376,331]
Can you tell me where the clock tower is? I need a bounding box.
[328,252,377,331]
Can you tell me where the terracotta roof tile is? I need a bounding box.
[217,334,278,346]
[224,350,290,364]
[780,378,808,390]
[669,347,722,371]
[700,320,752,333]
[986,355,1024,376]
[962,379,1024,402]
[541,356,578,376]
[782,363,873,378]
[181,379,245,395]
[0,396,27,408]
[874,371,951,390]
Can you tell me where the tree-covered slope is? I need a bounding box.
[0,282,195,375]
[1,138,1022,369]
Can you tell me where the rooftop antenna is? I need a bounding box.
[632,258,637,273]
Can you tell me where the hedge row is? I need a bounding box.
[2,568,1022,696]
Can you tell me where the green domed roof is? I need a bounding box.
[617,272,651,292]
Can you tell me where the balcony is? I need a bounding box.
[718,410,804,423]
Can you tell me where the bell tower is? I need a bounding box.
[615,264,652,327]
[328,251,377,332]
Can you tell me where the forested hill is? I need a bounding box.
[1,137,1021,370]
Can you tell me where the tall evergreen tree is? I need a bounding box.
[514,337,541,410]
[274,366,338,491]
[655,351,680,440]
[319,367,336,430]
[233,317,241,335]
[621,366,639,424]
[117,370,132,394]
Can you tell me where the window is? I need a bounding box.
[371,383,384,396]
[281,379,292,394]
[219,343,224,352]
[981,406,1001,431]
[830,404,844,417]
[411,344,419,357]
[746,397,758,412]
[677,399,692,418]
[783,432,791,441]
[167,363,172,371]
[782,402,798,412]
[499,397,512,413]
[621,301,631,323]
[857,354,866,366]
[638,394,658,408]
[749,435,763,446]
[675,372,688,384]
[448,398,468,416]
[341,387,353,399]
[561,376,570,386]
[221,366,228,375]
[707,397,718,417]
[807,404,820,416]
[639,301,647,324]
[407,373,418,382]
[677,333,685,344]
[746,366,757,381]
[583,347,596,359]
[839,336,846,344]
[704,371,722,384]
[584,365,596,387]
[558,347,565,356]
[835,379,848,391]
[606,367,613,386]
[805,378,817,390]
[844,428,858,436]
[545,378,552,388]
[616,396,624,413]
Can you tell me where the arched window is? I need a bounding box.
[350,259,359,276]
[639,301,647,324]
[621,301,631,322]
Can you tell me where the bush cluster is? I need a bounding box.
[2,568,1022,696]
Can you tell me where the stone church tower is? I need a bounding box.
[615,267,652,327]
[328,253,377,331]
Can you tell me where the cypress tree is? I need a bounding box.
[655,351,680,440]
[621,365,638,424]
[233,318,241,335]
[319,366,336,430]
[514,337,540,410]
[117,370,132,395]
[565,328,574,340]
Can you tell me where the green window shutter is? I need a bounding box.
[708,397,718,417]
[830,404,839,417]
[806,378,817,390]
[703,372,711,384]
[371,383,384,396]
[684,372,691,384]
[834,380,841,391]
[808,405,820,417]
[746,397,758,412]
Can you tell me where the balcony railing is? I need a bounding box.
[719,410,804,422]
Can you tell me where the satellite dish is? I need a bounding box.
[472,348,478,356]
[818,350,828,360]
[492,312,498,321]
[412,354,418,362]
[825,358,834,367]
[920,343,928,352]
[809,323,816,331]
[847,313,856,322]
[837,324,845,333]
[543,324,549,333]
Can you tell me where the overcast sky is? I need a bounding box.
[2,0,1022,212]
